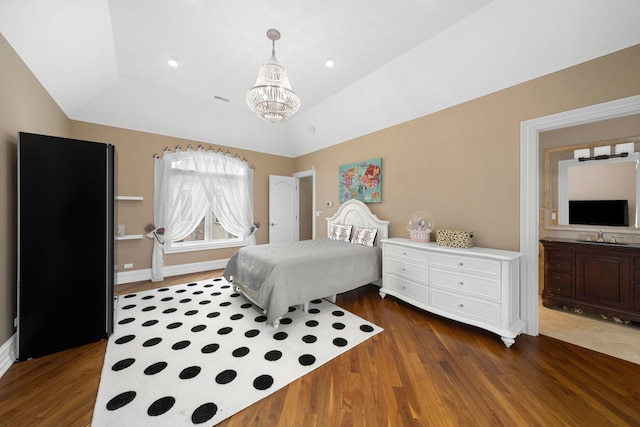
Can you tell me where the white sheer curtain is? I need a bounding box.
[151,147,255,281]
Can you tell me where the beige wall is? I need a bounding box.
[295,44,640,251]
[2,29,640,353]
[69,121,294,272]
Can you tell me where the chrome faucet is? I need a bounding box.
[597,230,604,242]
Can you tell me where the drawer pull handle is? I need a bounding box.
[458,304,464,308]
[458,282,464,286]
[458,262,464,267]
[402,252,407,256]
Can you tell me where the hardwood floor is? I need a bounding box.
[2,270,640,426]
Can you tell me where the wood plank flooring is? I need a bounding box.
[1,270,640,426]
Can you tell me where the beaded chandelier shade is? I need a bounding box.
[246,29,301,123]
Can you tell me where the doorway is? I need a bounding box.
[520,94,640,345]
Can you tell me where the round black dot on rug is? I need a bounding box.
[115,335,135,345]
[158,288,170,292]
[160,296,173,302]
[216,369,237,384]
[287,307,296,313]
[122,304,136,310]
[333,337,348,347]
[106,390,136,411]
[305,320,319,327]
[230,293,241,298]
[230,314,243,321]
[273,332,288,341]
[142,295,155,300]
[241,303,252,309]
[167,322,182,329]
[179,298,192,304]
[211,292,222,296]
[185,310,198,316]
[163,308,177,314]
[204,283,214,288]
[253,374,274,390]
[332,322,346,330]
[112,358,135,371]
[199,300,211,305]
[143,337,162,347]
[179,365,201,379]
[214,278,223,282]
[219,301,232,307]
[187,282,198,287]
[176,289,187,294]
[193,290,203,295]
[311,299,322,304]
[360,324,375,333]
[217,327,233,335]
[221,284,231,289]
[191,324,206,332]
[147,396,175,416]
[309,308,320,314]
[332,310,345,317]
[201,343,220,354]
[298,354,316,366]
[142,320,159,327]
[142,305,157,312]
[302,335,317,344]
[254,315,267,323]
[144,361,168,375]
[118,317,135,325]
[192,402,217,424]
[232,347,250,357]
[207,312,220,318]
[123,294,137,299]
[279,318,293,325]
[265,350,282,361]
[245,329,260,338]
[172,340,191,350]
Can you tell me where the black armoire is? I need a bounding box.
[17,132,115,360]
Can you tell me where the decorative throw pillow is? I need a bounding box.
[329,224,352,242]
[351,226,378,246]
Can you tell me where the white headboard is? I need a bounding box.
[326,199,389,247]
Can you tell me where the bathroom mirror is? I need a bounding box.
[544,136,640,230]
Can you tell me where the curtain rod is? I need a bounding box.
[152,144,254,169]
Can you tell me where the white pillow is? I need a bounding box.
[351,226,378,246]
[329,224,352,242]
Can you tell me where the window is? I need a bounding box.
[165,211,244,253]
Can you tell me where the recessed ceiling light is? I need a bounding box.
[325,60,334,68]
[167,59,179,68]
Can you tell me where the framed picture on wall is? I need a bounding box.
[339,157,382,203]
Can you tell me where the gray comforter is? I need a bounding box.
[223,238,381,324]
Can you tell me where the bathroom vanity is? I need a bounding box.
[540,237,640,322]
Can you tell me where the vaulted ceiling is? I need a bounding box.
[2,0,640,157]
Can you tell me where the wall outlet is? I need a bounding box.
[124,263,133,269]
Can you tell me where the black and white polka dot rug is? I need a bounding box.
[92,277,382,426]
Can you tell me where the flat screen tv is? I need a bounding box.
[568,199,629,227]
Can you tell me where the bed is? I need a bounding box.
[223,199,389,326]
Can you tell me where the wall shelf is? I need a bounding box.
[116,234,143,240]
[116,196,143,201]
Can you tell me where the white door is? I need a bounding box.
[269,175,299,243]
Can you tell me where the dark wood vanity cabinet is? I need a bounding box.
[541,238,640,322]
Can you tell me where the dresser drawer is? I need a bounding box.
[385,258,428,283]
[431,289,499,326]
[383,274,428,303]
[430,253,500,277]
[430,269,500,301]
[384,243,429,264]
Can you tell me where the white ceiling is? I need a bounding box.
[1,0,640,157]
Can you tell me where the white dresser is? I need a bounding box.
[380,238,524,347]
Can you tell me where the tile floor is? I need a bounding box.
[539,300,640,365]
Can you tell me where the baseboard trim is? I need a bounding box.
[0,334,16,380]
[116,259,229,284]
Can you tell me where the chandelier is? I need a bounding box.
[246,29,301,123]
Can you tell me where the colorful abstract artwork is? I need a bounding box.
[339,158,382,203]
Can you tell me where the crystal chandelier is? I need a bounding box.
[246,29,300,123]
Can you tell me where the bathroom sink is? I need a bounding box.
[575,239,629,245]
